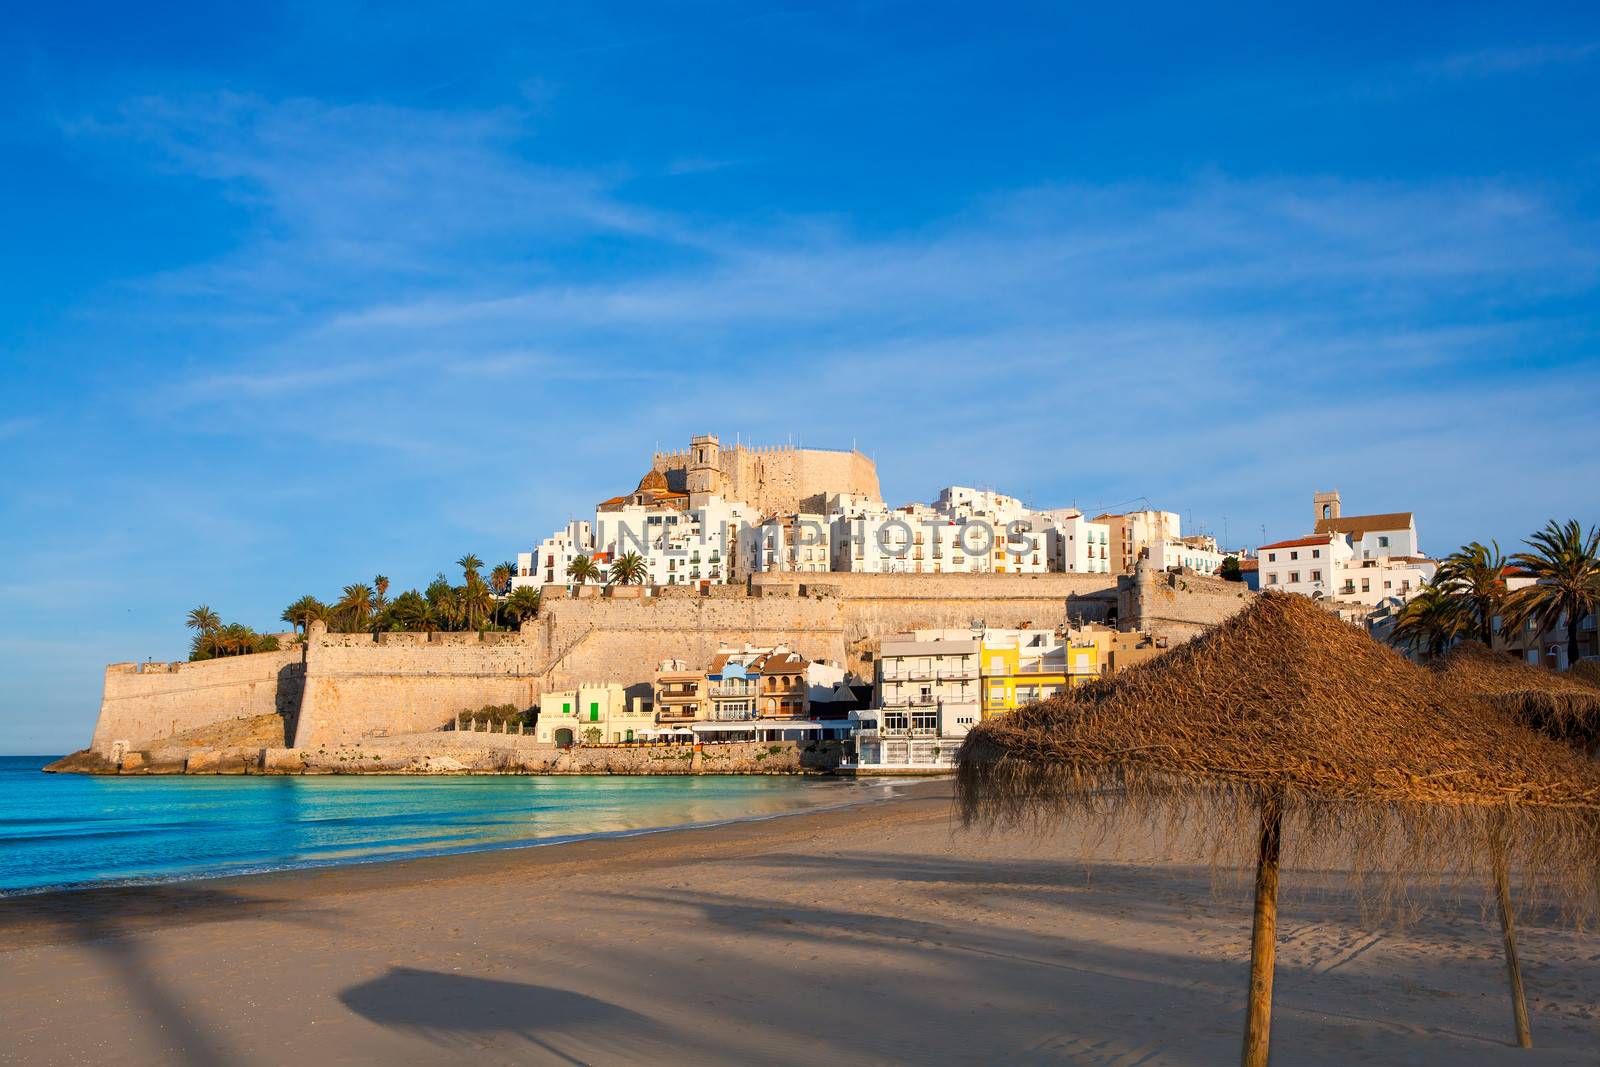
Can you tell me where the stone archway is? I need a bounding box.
[554,728,574,747]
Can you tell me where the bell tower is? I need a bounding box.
[1314,489,1341,527]
[687,434,722,496]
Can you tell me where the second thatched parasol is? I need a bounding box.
[957,592,1600,1066]
[1432,641,1600,754]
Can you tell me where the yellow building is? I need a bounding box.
[979,628,1111,718]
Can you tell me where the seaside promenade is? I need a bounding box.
[1,781,1596,1065]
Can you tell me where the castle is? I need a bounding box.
[647,434,881,515]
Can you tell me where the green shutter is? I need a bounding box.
[589,703,599,721]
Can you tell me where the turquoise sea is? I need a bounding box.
[0,756,890,895]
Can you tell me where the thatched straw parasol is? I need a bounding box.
[957,592,1600,1065]
[1568,657,1600,692]
[1433,642,1600,753]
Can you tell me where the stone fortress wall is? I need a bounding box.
[84,566,1250,758]
[89,648,305,758]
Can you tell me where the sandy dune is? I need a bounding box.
[0,780,1594,1065]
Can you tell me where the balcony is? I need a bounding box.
[709,684,754,697]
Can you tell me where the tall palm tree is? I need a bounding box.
[505,586,541,626]
[373,575,390,610]
[567,555,601,591]
[1502,520,1600,668]
[461,574,493,630]
[457,554,484,582]
[609,552,649,586]
[1390,580,1469,659]
[492,561,515,596]
[488,562,514,628]
[1432,541,1506,646]
[186,605,221,640]
[335,583,375,633]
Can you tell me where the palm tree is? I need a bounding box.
[491,562,515,597]
[567,555,601,591]
[186,605,221,640]
[609,552,649,586]
[1432,541,1506,646]
[488,562,514,628]
[373,575,391,611]
[432,585,464,631]
[334,583,375,633]
[1390,580,1469,658]
[389,590,437,632]
[1502,520,1600,668]
[461,574,494,630]
[457,554,484,582]
[505,586,541,626]
[280,595,328,635]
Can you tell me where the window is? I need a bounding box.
[1378,536,1390,547]
[1310,570,1321,582]
[1361,578,1370,592]
[1312,549,1321,559]
[589,703,599,722]
[1267,573,1278,585]
[562,702,571,714]
[1267,552,1276,562]
[1288,571,1300,584]
[1290,551,1299,561]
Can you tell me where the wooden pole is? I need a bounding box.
[1242,790,1284,1067]
[1491,834,1533,1048]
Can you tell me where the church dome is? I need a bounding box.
[636,468,669,493]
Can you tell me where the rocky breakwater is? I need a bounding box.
[46,735,848,776]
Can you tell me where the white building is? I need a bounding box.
[934,486,1030,527]
[1147,535,1226,577]
[517,520,595,590]
[1259,493,1435,607]
[1313,490,1420,559]
[1042,510,1113,574]
[593,496,755,586]
[535,682,653,745]
[744,512,833,574]
[855,629,982,770]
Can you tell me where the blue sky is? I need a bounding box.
[2,2,1598,753]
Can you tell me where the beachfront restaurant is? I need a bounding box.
[690,719,841,743]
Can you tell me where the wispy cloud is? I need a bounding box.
[1421,41,1599,79]
[59,92,1600,555]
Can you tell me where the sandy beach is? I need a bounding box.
[0,779,1594,1065]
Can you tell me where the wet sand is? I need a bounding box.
[0,779,1594,1065]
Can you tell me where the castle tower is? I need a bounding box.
[687,434,723,497]
[1314,489,1341,527]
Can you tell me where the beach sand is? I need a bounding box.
[0,779,1594,1065]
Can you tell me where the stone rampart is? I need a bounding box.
[291,635,546,750]
[89,649,305,756]
[81,570,1251,760]
[1121,563,1255,640]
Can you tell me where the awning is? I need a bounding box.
[690,722,760,732]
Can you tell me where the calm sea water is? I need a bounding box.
[0,756,890,895]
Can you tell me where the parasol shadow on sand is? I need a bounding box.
[957,592,1600,1066]
[338,967,677,1064]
